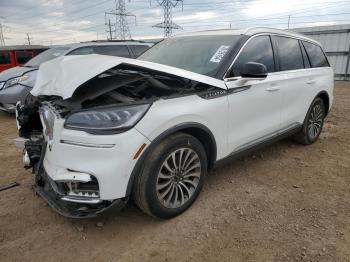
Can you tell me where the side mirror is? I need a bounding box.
[240,62,267,80]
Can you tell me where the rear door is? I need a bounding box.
[271,36,327,128]
[271,35,308,129]
[225,35,283,152]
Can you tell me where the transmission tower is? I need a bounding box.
[153,0,183,38]
[105,0,136,40]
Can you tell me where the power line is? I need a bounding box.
[7,0,113,31]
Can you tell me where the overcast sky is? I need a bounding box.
[1,0,350,45]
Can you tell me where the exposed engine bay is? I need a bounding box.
[16,63,221,218]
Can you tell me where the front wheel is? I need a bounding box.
[294,97,325,145]
[132,133,207,218]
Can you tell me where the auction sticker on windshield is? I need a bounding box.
[210,45,230,63]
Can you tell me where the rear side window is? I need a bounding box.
[0,52,10,64]
[16,51,33,64]
[93,45,131,57]
[232,35,275,77]
[274,36,304,71]
[68,46,95,55]
[129,45,150,57]
[303,41,329,68]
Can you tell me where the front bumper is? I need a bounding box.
[44,119,150,200]
[35,168,128,218]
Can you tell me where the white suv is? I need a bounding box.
[16,27,333,219]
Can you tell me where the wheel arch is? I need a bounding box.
[316,91,330,116]
[126,123,217,196]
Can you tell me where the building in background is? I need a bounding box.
[294,24,350,81]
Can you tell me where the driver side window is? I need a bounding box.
[230,35,275,77]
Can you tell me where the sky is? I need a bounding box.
[0,0,350,46]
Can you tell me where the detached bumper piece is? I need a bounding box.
[35,170,127,219]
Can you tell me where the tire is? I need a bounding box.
[294,97,325,145]
[132,132,207,219]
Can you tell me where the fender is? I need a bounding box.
[126,122,217,196]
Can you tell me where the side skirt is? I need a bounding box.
[214,124,302,168]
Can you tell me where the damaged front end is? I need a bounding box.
[16,58,223,218]
[17,99,127,218]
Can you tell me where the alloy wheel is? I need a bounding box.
[156,148,201,208]
[308,104,323,139]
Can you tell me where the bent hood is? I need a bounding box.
[0,66,37,82]
[31,54,226,99]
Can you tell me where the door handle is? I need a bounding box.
[265,86,280,92]
[306,80,316,85]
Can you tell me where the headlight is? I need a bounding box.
[0,82,4,90]
[3,75,30,89]
[39,106,57,141]
[65,104,151,133]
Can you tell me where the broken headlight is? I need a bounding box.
[64,104,151,133]
[2,75,30,90]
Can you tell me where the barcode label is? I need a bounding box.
[210,45,230,63]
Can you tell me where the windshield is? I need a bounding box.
[138,35,242,76]
[25,47,70,68]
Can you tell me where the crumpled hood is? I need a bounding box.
[31,54,226,99]
[0,66,37,82]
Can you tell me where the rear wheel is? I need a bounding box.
[132,133,207,218]
[294,97,325,145]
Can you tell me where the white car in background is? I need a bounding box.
[16,27,333,219]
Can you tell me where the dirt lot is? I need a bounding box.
[0,82,349,262]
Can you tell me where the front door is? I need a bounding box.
[224,35,282,152]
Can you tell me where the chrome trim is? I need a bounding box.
[61,196,103,204]
[223,32,328,80]
[60,140,115,148]
[234,122,301,152]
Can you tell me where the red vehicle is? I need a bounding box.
[0,45,48,73]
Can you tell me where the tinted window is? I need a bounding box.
[274,36,304,71]
[139,35,242,76]
[68,46,95,55]
[231,35,275,77]
[129,45,150,57]
[16,51,33,64]
[0,52,10,64]
[25,47,70,67]
[94,45,131,57]
[303,41,329,68]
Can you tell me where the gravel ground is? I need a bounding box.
[0,81,349,262]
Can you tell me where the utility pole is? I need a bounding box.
[25,33,32,45]
[0,16,5,46]
[0,23,5,46]
[287,15,291,29]
[105,0,136,40]
[153,0,183,38]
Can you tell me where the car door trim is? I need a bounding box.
[223,32,331,80]
[215,122,302,167]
